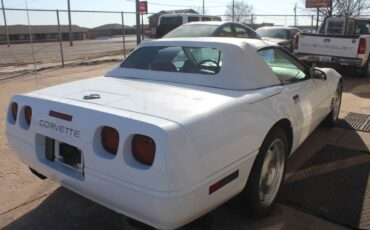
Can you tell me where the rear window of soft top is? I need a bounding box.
[121,46,223,75]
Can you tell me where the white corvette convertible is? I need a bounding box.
[6,37,342,229]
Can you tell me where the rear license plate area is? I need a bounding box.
[319,56,332,62]
[45,137,84,174]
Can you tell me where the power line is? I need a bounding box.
[7,0,40,8]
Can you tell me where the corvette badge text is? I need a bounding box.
[39,120,80,137]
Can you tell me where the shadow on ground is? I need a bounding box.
[282,145,370,229]
[2,187,125,230]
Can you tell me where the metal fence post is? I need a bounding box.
[1,0,10,47]
[121,11,126,58]
[56,10,65,67]
[316,8,319,32]
[311,14,314,29]
[67,0,73,46]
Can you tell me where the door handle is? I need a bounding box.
[293,94,299,102]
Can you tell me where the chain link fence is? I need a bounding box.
[0,7,369,70]
[0,8,144,69]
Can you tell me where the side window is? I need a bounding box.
[258,48,308,84]
[217,25,234,37]
[234,25,251,38]
[202,17,211,21]
[355,21,370,34]
[188,16,200,23]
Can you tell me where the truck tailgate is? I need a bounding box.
[297,34,359,58]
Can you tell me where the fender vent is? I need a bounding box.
[329,97,335,110]
[337,112,370,132]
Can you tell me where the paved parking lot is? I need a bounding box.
[0,64,369,229]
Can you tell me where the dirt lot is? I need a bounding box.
[0,36,138,67]
[0,64,369,230]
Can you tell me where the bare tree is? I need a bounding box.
[304,0,370,18]
[225,0,254,23]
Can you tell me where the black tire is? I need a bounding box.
[323,81,343,127]
[359,57,370,78]
[243,127,288,217]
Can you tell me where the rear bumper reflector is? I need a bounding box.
[209,170,239,195]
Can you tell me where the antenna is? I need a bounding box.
[24,0,39,90]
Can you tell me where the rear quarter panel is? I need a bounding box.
[180,89,294,177]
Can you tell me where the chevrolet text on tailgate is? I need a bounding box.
[6,37,343,229]
[294,16,370,77]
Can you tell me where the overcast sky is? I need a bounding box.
[0,0,325,28]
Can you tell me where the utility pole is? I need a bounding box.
[141,13,144,41]
[1,0,10,47]
[232,0,235,22]
[67,0,73,46]
[202,0,205,14]
[294,3,297,26]
[136,0,141,44]
[121,12,126,58]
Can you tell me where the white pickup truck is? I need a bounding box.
[294,16,370,77]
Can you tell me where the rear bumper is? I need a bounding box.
[295,53,363,68]
[6,132,256,229]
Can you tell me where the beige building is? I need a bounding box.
[0,25,88,44]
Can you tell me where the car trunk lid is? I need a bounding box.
[35,76,281,124]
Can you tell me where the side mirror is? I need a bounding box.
[310,68,327,81]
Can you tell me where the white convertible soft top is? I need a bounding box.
[106,37,281,90]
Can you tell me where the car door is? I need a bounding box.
[258,47,330,144]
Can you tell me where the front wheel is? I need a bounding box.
[323,81,342,127]
[244,127,288,217]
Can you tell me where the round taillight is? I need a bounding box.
[132,134,156,166]
[11,102,18,121]
[101,126,119,155]
[24,106,32,126]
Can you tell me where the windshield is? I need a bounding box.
[164,24,218,38]
[121,46,223,75]
[256,28,289,39]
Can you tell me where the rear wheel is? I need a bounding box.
[359,57,370,78]
[244,127,288,217]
